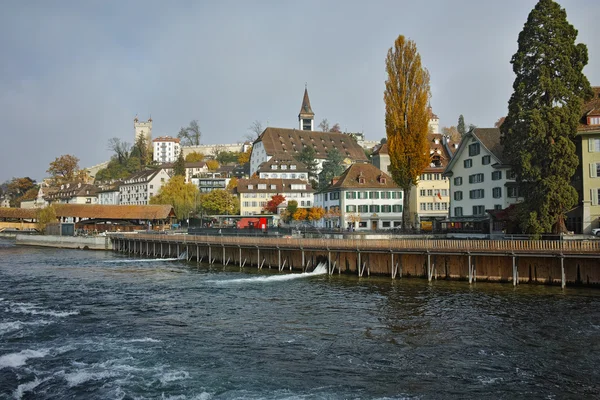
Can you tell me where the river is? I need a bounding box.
[0,238,599,399]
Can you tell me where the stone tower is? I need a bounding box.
[134,116,153,144]
[298,86,314,131]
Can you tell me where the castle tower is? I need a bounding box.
[134,116,153,144]
[427,105,439,134]
[298,86,314,131]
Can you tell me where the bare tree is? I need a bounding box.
[107,138,131,164]
[330,123,341,133]
[178,120,202,146]
[318,119,330,132]
[246,120,264,141]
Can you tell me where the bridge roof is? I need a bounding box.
[0,205,176,221]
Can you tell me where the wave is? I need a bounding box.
[0,348,50,369]
[211,263,328,284]
[122,337,161,343]
[13,377,50,400]
[0,319,53,335]
[103,258,180,263]
[2,300,78,317]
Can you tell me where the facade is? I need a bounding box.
[314,163,403,231]
[236,178,315,216]
[185,162,209,183]
[571,87,600,234]
[98,185,121,205]
[153,136,181,164]
[191,173,230,193]
[443,128,521,233]
[256,156,310,182]
[0,197,10,208]
[119,169,170,205]
[134,116,152,144]
[44,182,99,205]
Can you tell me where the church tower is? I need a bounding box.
[298,86,314,131]
[134,116,153,144]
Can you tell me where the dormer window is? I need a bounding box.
[589,116,600,125]
[248,184,253,189]
[271,165,277,170]
[290,164,296,170]
[281,165,287,170]
[358,171,365,184]
[379,176,387,184]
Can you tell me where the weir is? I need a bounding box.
[109,233,600,287]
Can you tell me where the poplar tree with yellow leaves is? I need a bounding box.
[384,35,431,231]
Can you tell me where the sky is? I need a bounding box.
[1,0,599,184]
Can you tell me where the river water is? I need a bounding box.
[1,238,599,399]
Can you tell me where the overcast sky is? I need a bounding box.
[1,0,598,184]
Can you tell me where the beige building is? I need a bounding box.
[44,182,99,205]
[134,116,152,144]
[571,87,600,234]
[236,178,315,216]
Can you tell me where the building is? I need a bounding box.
[443,128,521,234]
[119,169,170,205]
[314,163,403,231]
[571,86,600,234]
[97,184,121,205]
[256,156,310,182]
[236,178,315,216]
[134,116,152,144]
[44,182,99,205]
[191,173,230,193]
[153,136,181,164]
[250,88,369,176]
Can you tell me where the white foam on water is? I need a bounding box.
[211,263,328,284]
[3,300,78,317]
[159,370,190,384]
[123,337,161,343]
[0,349,50,369]
[104,258,180,263]
[0,319,54,335]
[13,377,49,400]
[63,370,120,387]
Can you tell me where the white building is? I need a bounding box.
[314,163,403,231]
[443,128,522,233]
[119,169,170,205]
[191,173,230,193]
[256,156,310,182]
[236,178,315,216]
[153,136,181,164]
[98,185,121,205]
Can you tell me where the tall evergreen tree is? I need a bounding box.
[295,147,319,186]
[501,0,592,234]
[174,150,186,177]
[384,34,431,231]
[318,149,345,190]
[457,115,466,137]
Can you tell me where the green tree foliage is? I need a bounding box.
[457,115,466,137]
[185,152,205,162]
[216,151,241,164]
[174,151,186,177]
[178,120,202,146]
[384,34,431,231]
[47,155,80,185]
[131,135,151,170]
[295,147,318,184]
[199,189,239,215]
[501,0,592,234]
[150,175,199,221]
[318,149,346,190]
[281,200,298,223]
[36,205,57,234]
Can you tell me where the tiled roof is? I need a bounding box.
[255,127,368,162]
[122,169,160,184]
[473,128,504,163]
[152,136,180,143]
[236,178,314,194]
[256,155,309,173]
[371,134,454,171]
[327,163,399,190]
[0,204,175,220]
[0,207,36,219]
[44,183,99,200]
[579,87,600,132]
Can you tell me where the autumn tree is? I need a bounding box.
[293,208,308,221]
[47,155,80,185]
[186,152,204,162]
[442,126,461,143]
[36,205,57,234]
[330,123,341,133]
[150,175,199,221]
[131,135,151,169]
[7,177,37,207]
[206,159,219,171]
[199,189,239,215]
[281,200,298,222]
[501,0,592,234]
[226,177,238,191]
[173,151,186,177]
[457,115,466,137]
[384,34,431,231]
[318,148,345,190]
[307,206,325,222]
[238,146,252,165]
[178,120,202,146]
[264,194,286,213]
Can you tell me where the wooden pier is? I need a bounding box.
[110,234,600,287]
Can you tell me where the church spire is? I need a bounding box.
[298,85,314,131]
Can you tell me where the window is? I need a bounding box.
[508,187,519,198]
[248,184,253,190]
[271,165,277,170]
[346,191,356,199]
[392,204,403,213]
[251,201,257,207]
[382,221,391,228]
[441,202,448,211]
[434,173,441,180]
[454,207,463,217]
[369,191,380,199]
[492,171,502,180]
[290,164,297,170]
[358,192,368,199]
[473,205,485,215]
[590,163,600,178]
[492,187,502,198]
[420,189,426,196]
[281,165,287,170]
[369,205,380,213]
[464,159,473,168]
[454,191,463,201]
[346,205,356,212]
[359,222,367,228]
[420,203,426,211]
[441,189,448,196]
[381,205,391,213]
[507,170,516,179]
[358,205,369,213]
[427,189,433,196]
[590,117,600,125]
[469,189,485,199]
[469,143,480,156]
[427,203,433,210]
[454,177,463,186]
[258,184,266,190]
[494,204,502,210]
[482,155,491,165]
[469,173,484,184]
[589,138,600,152]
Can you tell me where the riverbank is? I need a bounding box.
[15,234,111,250]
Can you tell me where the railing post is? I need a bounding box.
[561,255,566,289]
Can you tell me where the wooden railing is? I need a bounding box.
[119,234,600,255]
